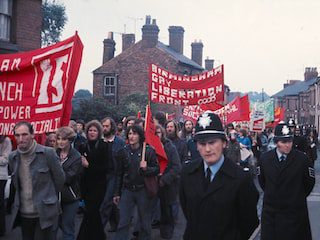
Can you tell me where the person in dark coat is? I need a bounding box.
[165,120,188,164]
[55,127,83,240]
[180,112,259,240]
[258,123,315,240]
[306,128,318,166]
[224,130,241,165]
[113,125,159,240]
[155,125,181,239]
[77,120,109,240]
[287,119,308,154]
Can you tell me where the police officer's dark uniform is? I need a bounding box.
[258,123,315,240]
[287,119,308,154]
[179,112,259,240]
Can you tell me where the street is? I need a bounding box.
[1,155,320,240]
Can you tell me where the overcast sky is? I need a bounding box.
[61,0,320,96]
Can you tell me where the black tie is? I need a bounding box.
[279,155,286,167]
[206,167,212,184]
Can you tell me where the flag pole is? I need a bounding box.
[141,104,149,162]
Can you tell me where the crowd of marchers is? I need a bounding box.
[0,112,317,240]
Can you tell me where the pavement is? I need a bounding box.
[1,154,320,240]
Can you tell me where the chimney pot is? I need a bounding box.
[168,26,184,54]
[304,67,318,81]
[142,15,159,48]
[152,19,157,25]
[191,41,204,67]
[122,33,135,52]
[145,15,151,25]
[102,33,116,64]
[205,58,214,71]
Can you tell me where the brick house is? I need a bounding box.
[0,0,42,54]
[273,67,319,127]
[92,16,218,116]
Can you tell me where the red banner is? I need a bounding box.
[144,105,168,173]
[149,64,224,106]
[0,33,83,135]
[182,95,250,124]
[266,107,285,128]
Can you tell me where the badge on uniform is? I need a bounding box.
[256,166,260,176]
[309,167,315,178]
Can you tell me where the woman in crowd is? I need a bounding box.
[155,125,181,239]
[237,129,252,170]
[56,127,82,240]
[113,125,159,240]
[77,120,109,240]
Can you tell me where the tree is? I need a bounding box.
[41,0,68,46]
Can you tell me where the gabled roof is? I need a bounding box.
[93,40,204,73]
[272,77,319,98]
[157,42,203,70]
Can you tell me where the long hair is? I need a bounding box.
[165,120,180,138]
[155,125,168,144]
[126,125,145,144]
[85,120,103,140]
[180,120,194,139]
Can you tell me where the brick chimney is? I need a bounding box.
[304,67,318,81]
[122,33,135,52]
[191,40,203,66]
[168,26,184,54]
[205,58,214,70]
[102,32,116,64]
[142,15,159,48]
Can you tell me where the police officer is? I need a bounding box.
[179,112,259,240]
[287,118,308,154]
[258,123,315,240]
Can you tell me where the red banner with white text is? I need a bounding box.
[183,95,250,125]
[0,33,83,135]
[149,64,224,106]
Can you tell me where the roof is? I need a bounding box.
[272,77,319,98]
[157,42,203,70]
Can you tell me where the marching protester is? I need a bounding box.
[113,125,159,240]
[77,120,110,240]
[180,112,259,240]
[0,135,12,236]
[224,129,241,165]
[165,120,188,164]
[258,123,315,240]
[9,121,65,240]
[55,127,83,240]
[306,128,318,166]
[100,117,125,232]
[155,125,181,239]
[44,132,57,148]
[179,120,194,141]
[68,120,87,152]
[76,119,87,139]
[237,129,252,170]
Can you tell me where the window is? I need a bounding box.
[0,0,12,42]
[104,75,117,96]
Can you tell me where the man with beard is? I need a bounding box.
[100,117,125,232]
[258,123,315,240]
[165,120,188,164]
[179,120,194,141]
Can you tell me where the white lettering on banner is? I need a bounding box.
[0,82,23,101]
[0,58,21,72]
[0,106,31,120]
[0,117,60,135]
[198,95,217,105]
[151,64,222,82]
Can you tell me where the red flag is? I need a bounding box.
[144,105,168,173]
[273,107,285,127]
[239,95,250,121]
[0,33,83,136]
[137,111,141,119]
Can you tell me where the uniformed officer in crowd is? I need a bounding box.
[287,118,308,154]
[258,123,315,240]
[179,112,259,240]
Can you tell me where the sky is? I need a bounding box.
[60,0,320,96]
